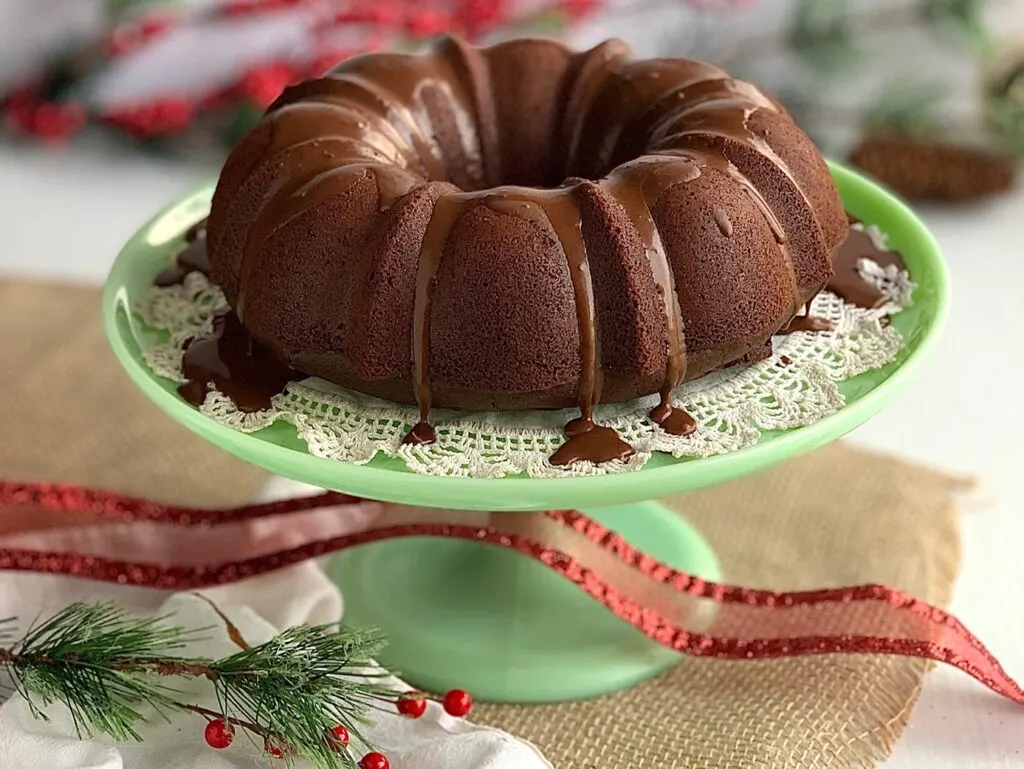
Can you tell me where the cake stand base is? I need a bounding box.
[106,164,947,701]
[330,500,720,703]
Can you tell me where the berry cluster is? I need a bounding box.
[201,687,474,769]
[398,687,474,719]
[0,0,602,144]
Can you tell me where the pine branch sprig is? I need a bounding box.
[203,623,395,767]
[0,604,197,741]
[0,601,471,769]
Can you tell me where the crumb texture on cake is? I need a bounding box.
[206,35,848,429]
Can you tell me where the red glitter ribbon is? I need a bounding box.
[0,481,1021,705]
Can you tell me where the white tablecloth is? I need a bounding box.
[0,488,552,769]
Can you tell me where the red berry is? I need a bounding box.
[397,692,427,718]
[265,738,286,758]
[328,723,350,750]
[457,0,507,36]
[347,1,400,26]
[103,26,137,58]
[239,63,295,107]
[5,81,42,108]
[5,103,37,134]
[204,719,234,749]
[32,103,85,141]
[198,89,228,111]
[559,0,600,19]
[405,9,451,38]
[359,752,390,769]
[139,13,173,39]
[221,1,249,16]
[156,97,193,131]
[442,689,473,717]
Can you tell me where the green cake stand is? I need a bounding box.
[103,162,948,703]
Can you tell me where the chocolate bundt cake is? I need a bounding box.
[206,35,847,461]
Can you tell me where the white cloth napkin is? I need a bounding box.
[0,478,552,769]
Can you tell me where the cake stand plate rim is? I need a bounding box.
[101,161,951,511]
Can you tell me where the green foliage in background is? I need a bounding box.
[788,0,861,74]
[986,60,1024,152]
[785,0,1024,155]
[864,79,950,138]
[920,0,994,56]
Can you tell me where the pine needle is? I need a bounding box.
[0,602,400,768]
[5,603,194,741]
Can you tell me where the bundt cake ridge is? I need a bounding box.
[206,34,848,462]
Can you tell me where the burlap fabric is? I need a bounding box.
[2,279,967,767]
[476,445,966,768]
[0,279,265,530]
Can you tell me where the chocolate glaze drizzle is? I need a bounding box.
[777,224,909,334]
[405,184,636,464]
[154,237,211,287]
[220,37,843,465]
[779,300,834,335]
[178,309,301,412]
[528,190,634,465]
[407,193,463,446]
[185,217,208,242]
[602,155,698,436]
[157,228,302,412]
[648,400,697,436]
[827,226,906,309]
[549,422,636,466]
[712,206,733,237]
[780,313,834,334]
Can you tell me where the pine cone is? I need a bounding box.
[849,133,1017,202]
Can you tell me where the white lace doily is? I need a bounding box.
[137,223,913,478]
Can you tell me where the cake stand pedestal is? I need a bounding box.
[331,501,718,702]
[102,163,949,703]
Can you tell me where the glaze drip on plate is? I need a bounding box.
[185,217,208,242]
[828,226,907,308]
[155,237,210,287]
[780,311,835,335]
[178,309,301,412]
